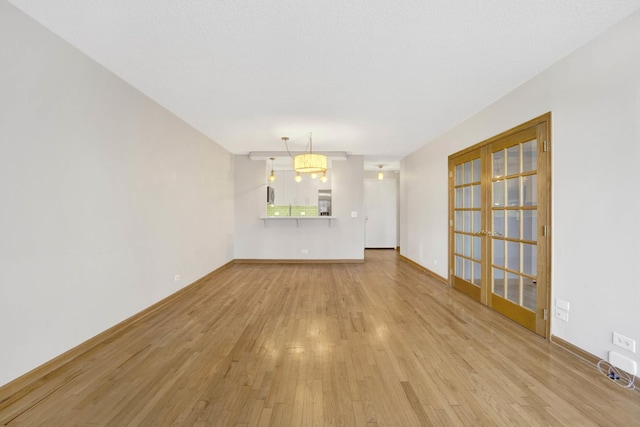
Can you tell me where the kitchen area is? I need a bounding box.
[266,169,332,217]
[233,154,365,261]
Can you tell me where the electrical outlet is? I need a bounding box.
[554,308,569,322]
[613,332,636,353]
[301,249,309,254]
[174,274,181,282]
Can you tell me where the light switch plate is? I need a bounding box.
[555,298,570,312]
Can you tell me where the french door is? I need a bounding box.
[449,115,551,337]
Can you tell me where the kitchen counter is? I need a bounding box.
[259,216,336,227]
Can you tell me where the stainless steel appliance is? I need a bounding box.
[318,190,331,216]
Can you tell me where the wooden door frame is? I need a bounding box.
[448,112,552,339]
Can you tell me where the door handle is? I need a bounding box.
[475,230,503,236]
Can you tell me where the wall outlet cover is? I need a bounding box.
[613,332,636,353]
[554,308,569,322]
[609,351,638,375]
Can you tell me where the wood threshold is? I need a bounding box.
[0,260,234,408]
[398,254,449,285]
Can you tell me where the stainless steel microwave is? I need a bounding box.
[267,186,275,204]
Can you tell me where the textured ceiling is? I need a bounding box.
[7,0,640,170]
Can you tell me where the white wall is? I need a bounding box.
[0,2,234,386]
[235,155,365,260]
[402,10,640,367]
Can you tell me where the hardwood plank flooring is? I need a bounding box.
[1,250,639,426]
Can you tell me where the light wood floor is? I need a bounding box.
[1,250,639,426]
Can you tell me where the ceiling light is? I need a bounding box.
[268,157,276,182]
[294,172,302,183]
[378,165,384,180]
[293,132,327,174]
[320,172,328,183]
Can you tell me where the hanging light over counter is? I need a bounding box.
[293,133,327,175]
[268,157,276,182]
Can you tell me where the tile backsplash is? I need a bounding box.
[267,205,318,216]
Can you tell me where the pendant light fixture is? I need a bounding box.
[268,157,276,182]
[294,132,327,175]
[320,171,328,183]
[377,164,384,180]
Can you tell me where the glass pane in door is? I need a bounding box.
[472,262,481,286]
[463,211,471,232]
[471,185,481,208]
[455,188,463,208]
[506,273,520,304]
[493,181,505,206]
[493,268,505,296]
[522,244,537,276]
[522,140,537,172]
[463,186,471,207]
[473,236,481,258]
[463,259,471,280]
[463,235,471,257]
[507,241,520,271]
[493,240,505,267]
[472,211,481,233]
[493,151,505,177]
[506,211,520,239]
[523,175,537,206]
[493,210,505,236]
[523,277,537,311]
[472,158,481,182]
[506,178,520,206]
[523,211,537,241]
